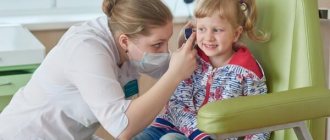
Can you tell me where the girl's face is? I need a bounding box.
[127,21,173,61]
[196,14,242,63]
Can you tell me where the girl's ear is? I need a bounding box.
[234,26,243,42]
[118,34,129,51]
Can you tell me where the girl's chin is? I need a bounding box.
[201,50,216,57]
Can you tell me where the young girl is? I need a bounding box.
[133,0,270,140]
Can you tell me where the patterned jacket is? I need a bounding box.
[152,46,271,140]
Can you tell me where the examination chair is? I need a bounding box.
[197,0,330,140]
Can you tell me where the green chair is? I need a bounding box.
[197,0,330,140]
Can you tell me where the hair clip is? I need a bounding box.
[240,0,247,11]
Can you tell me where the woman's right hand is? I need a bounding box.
[167,32,197,81]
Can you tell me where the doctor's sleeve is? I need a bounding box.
[65,39,130,138]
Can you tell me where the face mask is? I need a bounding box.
[128,43,171,78]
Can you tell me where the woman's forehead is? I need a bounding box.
[137,22,173,43]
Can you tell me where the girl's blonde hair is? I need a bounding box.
[195,0,269,42]
[102,0,173,38]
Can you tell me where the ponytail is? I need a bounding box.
[102,0,117,17]
[240,0,269,42]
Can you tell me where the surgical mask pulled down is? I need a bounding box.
[127,43,170,78]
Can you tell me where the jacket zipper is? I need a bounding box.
[201,70,215,106]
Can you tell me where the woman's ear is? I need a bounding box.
[118,34,129,52]
[234,26,243,42]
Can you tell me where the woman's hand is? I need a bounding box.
[167,32,197,81]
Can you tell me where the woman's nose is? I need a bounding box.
[159,44,170,53]
[161,48,170,53]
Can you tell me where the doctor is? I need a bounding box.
[0,0,197,139]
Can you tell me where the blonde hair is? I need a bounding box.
[102,0,173,38]
[194,0,269,42]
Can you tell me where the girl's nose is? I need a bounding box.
[205,31,215,42]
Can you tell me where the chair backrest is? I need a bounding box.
[242,0,326,139]
[245,0,325,92]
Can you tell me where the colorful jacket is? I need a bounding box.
[152,46,271,140]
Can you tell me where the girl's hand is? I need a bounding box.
[168,32,197,81]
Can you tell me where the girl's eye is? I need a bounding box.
[213,28,224,32]
[197,28,206,32]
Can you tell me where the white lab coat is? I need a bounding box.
[0,16,141,140]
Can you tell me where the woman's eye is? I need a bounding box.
[153,43,162,48]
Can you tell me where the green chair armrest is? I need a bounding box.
[197,86,330,134]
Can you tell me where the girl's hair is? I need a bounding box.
[102,0,173,38]
[194,0,269,42]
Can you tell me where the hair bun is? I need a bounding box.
[102,0,118,17]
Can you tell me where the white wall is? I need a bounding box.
[0,0,195,18]
[56,0,102,8]
[0,0,102,10]
[0,0,54,10]
[0,0,195,31]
